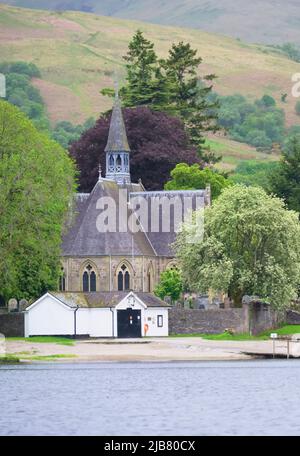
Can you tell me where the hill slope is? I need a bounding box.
[1,4,299,129]
[3,0,300,45]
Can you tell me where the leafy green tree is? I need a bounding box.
[52,117,95,148]
[281,93,288,103]
[270,137,300,212]
[257,95,276,108]
[0,100,76,302]
[154,268,183,304]
[165,163,231,199]
[218,106,241,128]
[218,93,285,148]
[275,43,300,62]
[0,61,41,78]
[175,185,300,309]
[2,62,49,131]
[231,160,279,192]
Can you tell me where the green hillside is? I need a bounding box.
[207,136,279,171]
[1,4,298,170]
[1,4,299,127]
[4,0,300,45]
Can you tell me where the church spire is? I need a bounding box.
[105,84,131,185]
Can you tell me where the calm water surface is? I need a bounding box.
[1,360,300,436]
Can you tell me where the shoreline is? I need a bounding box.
[2,336,297,364]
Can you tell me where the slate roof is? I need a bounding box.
[105,96,130,152]
[62,179,156,257]
[129,190,207,257]
[62,181,209,257]
[49,292,170,308]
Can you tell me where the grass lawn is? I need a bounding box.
[7,336,75,346]
[171,325,300,341]
[27,354,77,361]
[0,355,20,364]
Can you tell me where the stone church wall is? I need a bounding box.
[62,255,173,293]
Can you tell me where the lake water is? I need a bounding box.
[1,360,300,436]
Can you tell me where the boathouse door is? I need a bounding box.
[117,308,142,338]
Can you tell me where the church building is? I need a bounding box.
[25,91,211,338]
[60,91,211,295]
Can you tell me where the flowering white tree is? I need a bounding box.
[175,185,300,309]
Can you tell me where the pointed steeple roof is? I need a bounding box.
[105,91,130,152]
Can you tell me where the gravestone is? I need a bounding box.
[8,298,18,313]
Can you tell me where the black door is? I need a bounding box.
[117,308,142,338]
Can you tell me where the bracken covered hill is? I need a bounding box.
[4,0,300,45]
[1,4,299,126]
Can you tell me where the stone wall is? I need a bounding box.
[169,302,282,335]
[169,307,248,335]
[62,255,174,293]
[0,313,25,337]
[249,302,284,335]
[286,310,300,325]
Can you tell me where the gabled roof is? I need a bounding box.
[129,190,208,256]
[62,181,210,258]
[43,292,170,309]
[62,179,156,257]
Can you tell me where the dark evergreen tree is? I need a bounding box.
[161,41,220,163]
[102,32,220,163]
[121,30,159,107]
[270,137,300,212]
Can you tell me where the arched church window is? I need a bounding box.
[117,264,131,291]
[147,271,152,293]
[82,264,97,292]
[83,271,89,292]
[59,267,66,292]
[124,154,129,171]
[90,271,96,292]
[118,271,123,291]
[125,271,130,290]
[108,154,115,172]
[116,154,122,172]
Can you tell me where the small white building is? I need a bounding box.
[24,291,170,338]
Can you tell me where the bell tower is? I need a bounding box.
[105,87,131,185]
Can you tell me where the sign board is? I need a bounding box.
[270,333,278,339]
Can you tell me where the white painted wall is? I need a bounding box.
[89,309,113,337]
[75,308,89,335]
[144,308,169,337]
[25,295,74,337]
[25,292,169,338]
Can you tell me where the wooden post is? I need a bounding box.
[287,339,290,359]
